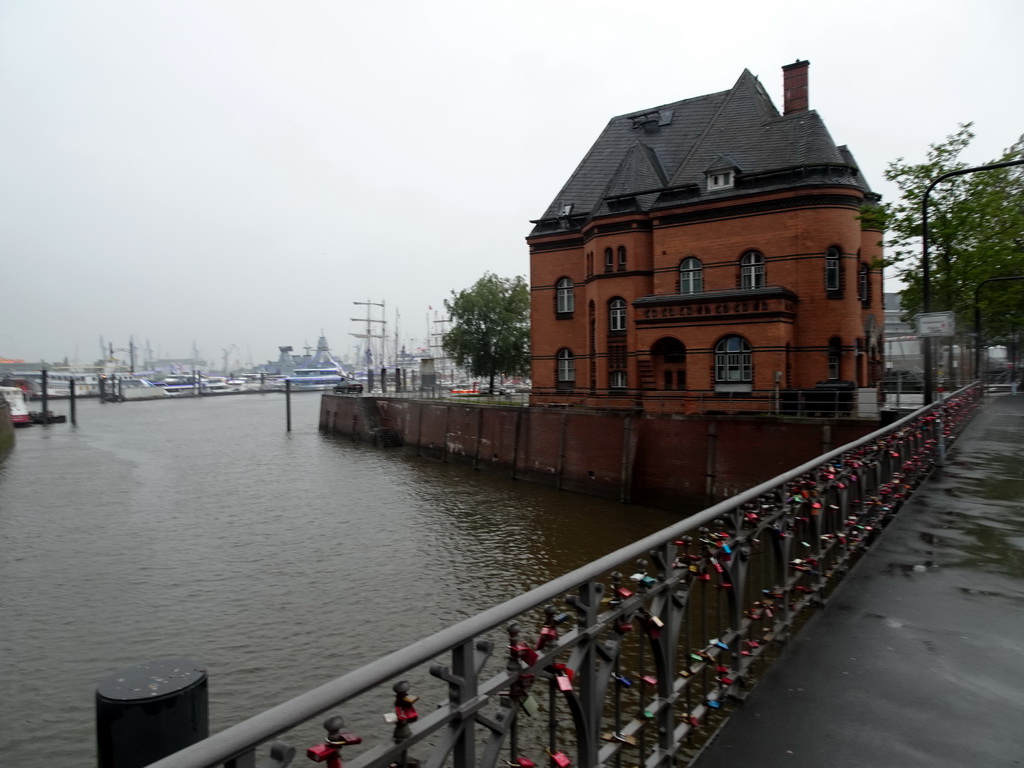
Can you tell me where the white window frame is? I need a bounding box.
[708,171,734,190]
[740,251,765,289]
[610,370,627,389]
[679,257,703,294]
[609,298,626,332]
[556,278,575,314]
[557,349,576,383]
[825,248,841,292]
[714,336,752,385]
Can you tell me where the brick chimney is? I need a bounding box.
[782,60,809,115]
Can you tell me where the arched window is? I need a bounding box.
[828,337,843,380]
[825,247,841,293]
[617,246,627,271]
[679,257,703,294]
[555,278,575,314]
[715,336,752,382]
[740,251,765,289]
[604,248,614,272]
[556,349,575,387]
[609,297,626,332]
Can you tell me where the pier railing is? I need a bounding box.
[149,385,979,768]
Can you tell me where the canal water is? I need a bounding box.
[0,393,682,764]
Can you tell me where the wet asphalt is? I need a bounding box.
[693,392,1024,768]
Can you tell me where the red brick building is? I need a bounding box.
[528,61,884,414]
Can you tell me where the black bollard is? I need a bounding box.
[286,379,292,431]
[96,658,208,768]
[41,369,49,423]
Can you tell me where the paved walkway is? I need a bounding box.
[693,392,1024,768]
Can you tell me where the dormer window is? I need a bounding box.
[704,155,739,192]
[708,171,733,190]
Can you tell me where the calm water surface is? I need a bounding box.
[0,394,681,763]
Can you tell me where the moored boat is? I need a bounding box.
[0,386,32,426]
[116,378,169,401]
[285,334,354,391]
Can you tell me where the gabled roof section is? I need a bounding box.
[530,66,872,237]
[593,141,669,215]
[532,88,730,226]
[607,141,668,195]
[704,153,742,174]
[665,68,844,188]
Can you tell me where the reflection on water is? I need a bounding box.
[0,394,682,763]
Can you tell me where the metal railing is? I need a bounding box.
[150,385,980,768]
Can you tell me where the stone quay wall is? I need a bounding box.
[320,395,878,510]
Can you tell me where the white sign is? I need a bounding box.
[917,311,956,337]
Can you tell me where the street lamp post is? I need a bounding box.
[920,158,1024,403]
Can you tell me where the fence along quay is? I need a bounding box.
[146,386,979,768]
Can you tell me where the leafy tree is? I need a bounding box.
[443,273,530,393]
[883,124,1024,346]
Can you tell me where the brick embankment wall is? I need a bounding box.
[320,395,877,510]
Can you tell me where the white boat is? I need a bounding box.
[116,378,169,401]
[236,373,285,391]
[7,370,102,398]
[285,334,354,391]
[157,375,234,396]
[202,376,235,394]
[0,386,32,425]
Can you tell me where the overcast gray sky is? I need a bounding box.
[2,0,1021,368]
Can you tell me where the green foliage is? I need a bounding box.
[883,125,1024,342]
[443,273,530,391]
[856,202,888,232]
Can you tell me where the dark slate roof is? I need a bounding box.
[531,69,874,236]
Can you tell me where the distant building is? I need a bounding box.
[527,60,884,414]
[884,293,921,371]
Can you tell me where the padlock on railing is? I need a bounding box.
[548,749,572,768]
[508,623,540,668]
[391,680,419,724]
[535,605,566,650]
[307,715,361,767]
[551,662,575,692]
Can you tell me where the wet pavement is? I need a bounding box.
[693,392,1024,768]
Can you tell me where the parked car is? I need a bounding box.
[333,378,364,394]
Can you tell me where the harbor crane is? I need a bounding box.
[221,344,237,375]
